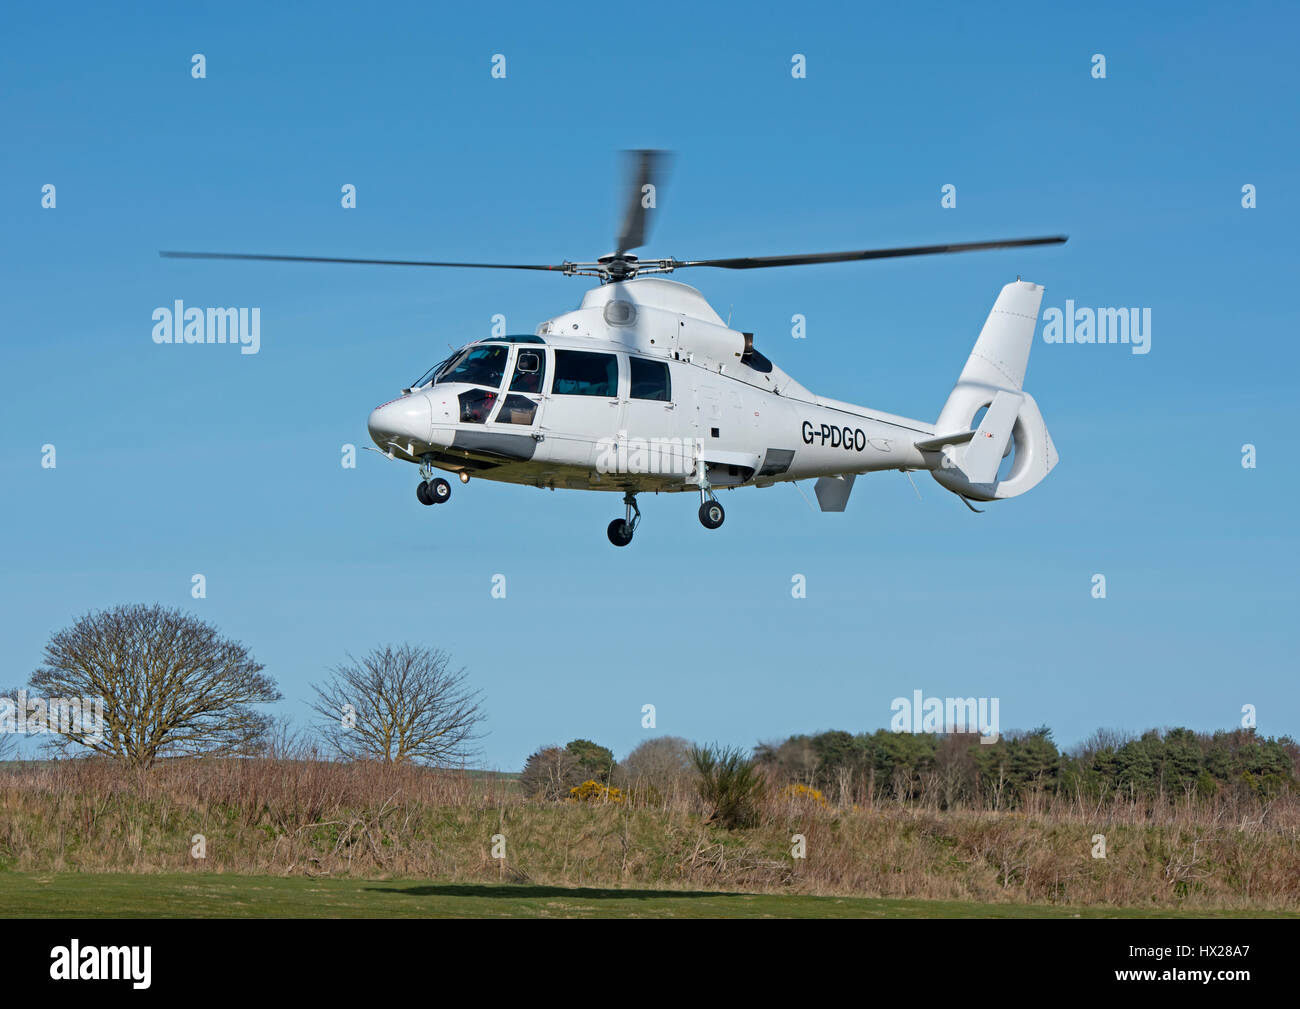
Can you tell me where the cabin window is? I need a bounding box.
[552,350,618,397]
[629,357,671,402]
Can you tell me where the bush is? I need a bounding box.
[567,780,624,804]
[520,739,619,800]
[691,744,766,829]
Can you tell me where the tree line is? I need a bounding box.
[516,726,1298,828]
[752,725,1298,808]
[5,604,1296,822]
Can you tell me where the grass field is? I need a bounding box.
[2,873,1295,918]
[5,759,1298,914]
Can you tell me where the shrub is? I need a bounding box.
[567,780,624,804]
[691,744,766,829]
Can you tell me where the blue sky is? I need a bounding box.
[2,1,1297,769]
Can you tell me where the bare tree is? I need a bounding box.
[519,745,582,800]
[259,715,318,761]
[309,644,483,765]
[29,604,281,768]
[614,736,693,792]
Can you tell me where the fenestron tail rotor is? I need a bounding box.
[161,150,1066,282]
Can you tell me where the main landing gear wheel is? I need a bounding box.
[607,492,641,546]
[698,499,725,530]
[417,477,451,506]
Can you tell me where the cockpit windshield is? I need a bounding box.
[437,345,508,387]
[410,344,510,391]
[409,336,548,391]
[408,357,448,390]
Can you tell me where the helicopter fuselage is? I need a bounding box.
[367,277,934,496]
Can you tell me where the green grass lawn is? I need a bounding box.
[1,873,1292,918]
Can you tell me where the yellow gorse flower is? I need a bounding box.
[781,783,828,807]
[567,779,625,804]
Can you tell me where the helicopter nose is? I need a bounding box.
[368,394,432,450]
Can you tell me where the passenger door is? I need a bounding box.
[621,355,685,477]
[540,348,621,467]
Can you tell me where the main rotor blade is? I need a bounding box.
[614,149,671,256]
[674,235,1067,270]
[159,251,568,271]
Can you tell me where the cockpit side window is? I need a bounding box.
[508,348,546,394]
[436,345,509,388]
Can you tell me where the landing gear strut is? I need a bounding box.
[694,455,725,530]
[607,492,640,547]
[416,457,451,506]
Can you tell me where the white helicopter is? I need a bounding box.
[164,152,1065,546]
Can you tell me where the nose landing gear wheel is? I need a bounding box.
[416,477,451,506]
[699,500,725,529]
[607,519,634,547]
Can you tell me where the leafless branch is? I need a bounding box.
[309,644,484,766]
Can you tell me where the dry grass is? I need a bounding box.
[1,758,1297,911]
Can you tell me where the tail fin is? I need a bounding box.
[948,277,1042,395]
[927,279,1058,502]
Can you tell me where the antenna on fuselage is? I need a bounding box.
[789,481,818,513]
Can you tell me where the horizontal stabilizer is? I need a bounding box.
[814,474,856,512]
[913,429,976,453]
[962,389,1023,483]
